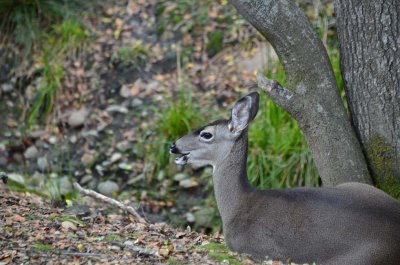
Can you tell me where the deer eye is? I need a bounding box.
[200,132,213,140]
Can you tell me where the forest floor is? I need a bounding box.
[0,184,293,265]
[0,0,321,264]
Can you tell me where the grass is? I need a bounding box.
[248,64,319,189]
[144,87,204,181]
[111,41,149,67]
[0,1,89,127]
[33,243,54,252]
[48,215,86,227]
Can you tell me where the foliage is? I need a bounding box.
[0,0,86,58]
[111,41,149,67]
[248,65,319,189]
[146,87,204,178]
[0,1,89,127]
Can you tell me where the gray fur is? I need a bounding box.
[171,92,400,264]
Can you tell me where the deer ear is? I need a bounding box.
[228,92,259,136]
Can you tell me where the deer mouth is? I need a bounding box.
[175,153,190,165]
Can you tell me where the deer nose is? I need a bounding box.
[170,143,179,154]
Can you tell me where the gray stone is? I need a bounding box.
[185,212,195,223]
[131,98,144,107]
[119,84,132,98]
[179,178,199,189]
[110,153,122,164]
[37,156,49,172]
[1,83,13,93]
[68,108,88,127]
[97,180,119,195]
[24,146,39,159]
[106,105,128,114]
[173,173,188,182]
[194,208,215,228]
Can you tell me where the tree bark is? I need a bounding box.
[230,0,372,186]
[334,0,400,192]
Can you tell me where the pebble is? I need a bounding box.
[119,84,132,98]
[110,153,122,164]
[130,98,143,107]
[61,221,77,231]
[37,156,49,172]
[48,136,57,144]
[70,135,78,144]
[97,180,119,195]
[1,83,13,93]
[173,173,188,182]
[80,174,93,184]
[24,146,39,159]
[185,212,195,223]
[106,105,128,114]
[179,178,199,189]
[68,108,88,127]
[81,153,95,167]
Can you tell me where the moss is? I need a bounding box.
[206,31,224,57]
[367,135,400,199]
[33,243,54,252]
[105,233,123,242]
[200,243,243,265]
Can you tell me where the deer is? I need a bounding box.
[170,91,400,265]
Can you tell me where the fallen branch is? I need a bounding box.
[73,181,147,223]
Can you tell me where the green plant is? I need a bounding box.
[146,87,204,178]
[0,0,87,57]
[111,41,149,67]
[248,64,319,189]
[33,243,54,252]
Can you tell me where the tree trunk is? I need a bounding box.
[230,0,371,186]
[334,0,400,195]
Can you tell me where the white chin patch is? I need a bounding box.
[175,153,190,165]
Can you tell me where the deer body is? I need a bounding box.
[170,92,400,264]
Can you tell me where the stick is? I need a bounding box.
[73,181,147,223]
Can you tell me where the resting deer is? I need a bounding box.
[170,92,400,265]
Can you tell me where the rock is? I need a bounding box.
[70,135,78,144]
[24,146,39,159]
[81,153,95,167]
[1,83,13,93]
[48,136,57,144]
[194,208,215,228]
[63,205,91,217]
[119,84,132,98]
[179,178,199,189]
[106,105,128,114]
[37,156,49,172]
[110,153,122,164]
[7,173,25,184]
[68,108,88,128]
[118,162,133,170]
[116,141,130,152]
[80,174,93,184]
[173,173,188,182]
[185,212,195,223]
[61,221,77,231]
[130,98,143,107]
[97,180,119,195]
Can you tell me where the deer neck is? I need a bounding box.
[212,130,252,223]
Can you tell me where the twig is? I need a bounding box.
[73,181,147,223]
